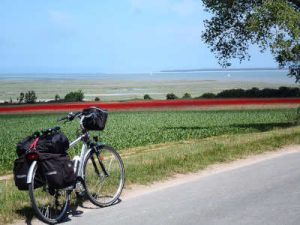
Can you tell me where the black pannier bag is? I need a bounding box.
[39,153,76,189]
[16,131,69,156]
[14,130,70,190]
[81,107,108,131]
[16,136,35,157]
[36,131,69,154]
[13,156,45,190]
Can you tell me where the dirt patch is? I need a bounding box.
[0,174,12,181]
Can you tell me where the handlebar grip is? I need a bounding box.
[57,111,82,122]
[57,116,68,122]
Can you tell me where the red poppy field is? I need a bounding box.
[1,98,300,113]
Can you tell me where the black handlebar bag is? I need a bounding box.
[81,107,108,131]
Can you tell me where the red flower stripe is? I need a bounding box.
[1,98,300,113]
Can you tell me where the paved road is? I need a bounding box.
[66,152,300,225]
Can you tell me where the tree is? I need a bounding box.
[144,94,152,100]
[166,93,178,100]
[94,97,100,101]
[182,93,192,99]
[18,92,24,103]
[201,92,216,98]
[64,90,84,102]
[202,0,300,81]
[24,91,37,103]
[54,94,60,102]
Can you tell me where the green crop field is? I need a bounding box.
[0,108,297,174]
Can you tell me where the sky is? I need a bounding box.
[0,0,279,73]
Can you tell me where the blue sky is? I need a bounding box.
[0,0,278,73]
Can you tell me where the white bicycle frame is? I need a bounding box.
[26,133,93,185]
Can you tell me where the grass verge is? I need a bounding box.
[1,125,300,224]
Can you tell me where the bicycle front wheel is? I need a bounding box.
[83,145,125,207]
[28,162,70,224]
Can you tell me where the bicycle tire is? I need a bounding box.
[28,162,70,224]
[83,145,125,207]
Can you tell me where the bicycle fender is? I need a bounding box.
[27,161,37,184]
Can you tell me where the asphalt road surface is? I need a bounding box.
[65,151,300,225]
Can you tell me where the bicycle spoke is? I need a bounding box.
[84,146,125,207]
[107,157,114,174]
[96,176,107,196]
[45,206,50,218]
[29,163,69,224]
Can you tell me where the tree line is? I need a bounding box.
[2,90,85,104]
[201,87,300,99]
[150,86,300,100]
[2,87,300,104]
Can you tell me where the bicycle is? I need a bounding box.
[25,111,125,224]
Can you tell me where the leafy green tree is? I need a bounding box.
[201,93,216,98]
[202,0,300,81]
[24,91,37,103]
[64,90,84,102]
[144,94,152,100]
[54,94,60,101]
[166,93,178,100]
[94,97,100,101]
[18,92,24,103]
[182,93,192,99]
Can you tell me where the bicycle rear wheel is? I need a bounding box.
[83,145,125,207]
[28,162,70,224]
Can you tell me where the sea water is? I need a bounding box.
[0,69,295,84]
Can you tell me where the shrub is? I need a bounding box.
[95,97,100,101]
[144,94,152,100]
[64,90,84,102]
[18,92,24,103]
[182,93,192,99]
[24,91,37,104]
[166,93,178,100]
[201,93,216,98]
[54,94,60,102]
[217,89,245,98]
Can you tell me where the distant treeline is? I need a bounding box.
[2,87,300,105]
[199,87,300,99]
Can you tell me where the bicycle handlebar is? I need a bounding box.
[32,112,83,138]
[57,112,82,122]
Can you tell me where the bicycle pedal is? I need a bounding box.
[75,182,85,193]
